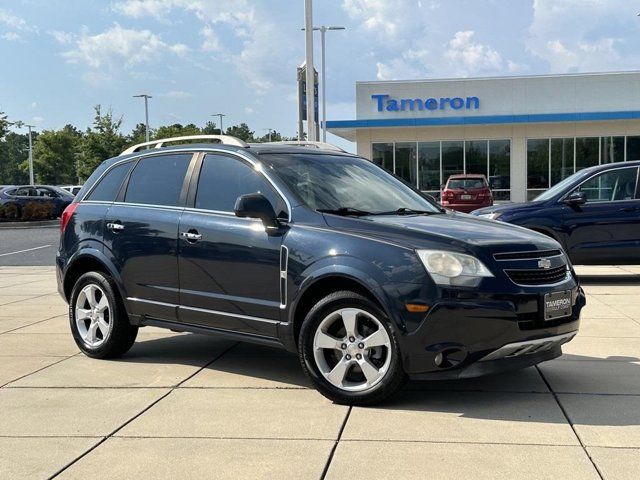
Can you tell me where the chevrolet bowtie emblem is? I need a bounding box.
[538,258,552,269]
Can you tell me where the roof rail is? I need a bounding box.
[120,135,248,156]
[266,141,346,153]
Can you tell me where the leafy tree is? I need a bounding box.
[127,122,151,146]
[0,131,30,184]
[77,106,126,180]
[32,125,80,184]
[154,123,201,140]
[225,123,254,142]
[254,130,298,143]
[201,120,220,135]
[0,111,8,139]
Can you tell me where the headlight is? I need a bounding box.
[477,212,502,220]
[416,250,493,286]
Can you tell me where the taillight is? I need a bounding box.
[60,203,79,233]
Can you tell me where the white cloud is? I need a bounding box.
[1,32,21,42]
[244,106,255,114]
[0,9,28,30]
[49,30,75,45]
[161,90,192,99]
[444,31,503,76]
[61,23,188,69]
[114,0,297,94]
[30,102,38,108]
[526,0,639,72]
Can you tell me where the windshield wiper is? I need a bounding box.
[317,207,373,217]
[371,207,442,216]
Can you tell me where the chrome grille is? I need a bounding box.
[494,249,562,261]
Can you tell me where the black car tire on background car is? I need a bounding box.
[299,290,407,405]
[69,271,138,359]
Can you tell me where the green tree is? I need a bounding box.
[154,123,201,140]
[32,125,80,184]
[201,120,220,135]
[77,106,126,180]
[126,122,151,146]
[225,123,254,142]
[0,131,30,184]
[0,111,8,139]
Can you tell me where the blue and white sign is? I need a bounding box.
[372,94,480,112]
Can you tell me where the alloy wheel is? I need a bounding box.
[74,284,111,347]
[313,307,392,392]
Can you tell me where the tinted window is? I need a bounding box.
[87,162,133,202]
[574,167,638,202]
[195,154,286,217]
[125,154,192,206]
[447,178,487,189]
[36,187,57,198]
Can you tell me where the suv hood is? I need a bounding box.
[323,211,559,252]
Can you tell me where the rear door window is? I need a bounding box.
[86,162,133,202]
[194,154,287,218]
[124,154,193,206]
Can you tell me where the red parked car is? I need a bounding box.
[440,174,493,213]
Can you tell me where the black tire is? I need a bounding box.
[299,290,407,406]
[69,271,138,359]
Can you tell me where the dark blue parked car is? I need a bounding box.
[57,136,584,405]
[0,185,74,220]
[473,160,640,265]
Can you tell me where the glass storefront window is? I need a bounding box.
[441,141,464,184]
[627,136,640,161]
[372,143,393,172]
[418,142,440,191]
[575,137,599,170]
[550,137,574,185]
[601,136,624,164]
[465,140,488,176]
[489,139,510,195]
[527,139,549,189]
[395,142,417,187]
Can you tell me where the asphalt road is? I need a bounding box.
[0,226,59,266]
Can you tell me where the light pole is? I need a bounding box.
[302,25,345,142]
[212,113,226,134]
[304,0,317,141]
[133,94,152,142]
[14,121,35,185]
[264,128,274,142]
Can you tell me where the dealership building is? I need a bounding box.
[327,71,640,202]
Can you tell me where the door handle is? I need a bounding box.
[106,222,125,232]
[618,206,639,212]
[180,230,202,242]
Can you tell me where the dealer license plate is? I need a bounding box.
[461,194,472,200]
[544,290,572,321]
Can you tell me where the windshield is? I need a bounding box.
[51,186,74,197]
[447,178,487,189]
[533,169,592,201]
[261,153,441,214]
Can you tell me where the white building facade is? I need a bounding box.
[327,71,640,202]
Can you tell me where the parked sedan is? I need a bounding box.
[0,185,74,220]
[440,174,493,213]
[472,160,640,265]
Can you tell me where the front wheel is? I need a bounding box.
[299,290,407,405]
[69,271,138,359]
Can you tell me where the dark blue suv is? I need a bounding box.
[57,136,584,405]
[473,160,640,265]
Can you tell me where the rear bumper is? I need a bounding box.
[441,203,491,213]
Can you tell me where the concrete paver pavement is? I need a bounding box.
[1,265,639,479]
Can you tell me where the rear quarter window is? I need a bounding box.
[86,161,133,202]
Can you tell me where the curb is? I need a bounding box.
[0,220,59,229]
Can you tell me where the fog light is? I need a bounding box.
[434,352,444,366]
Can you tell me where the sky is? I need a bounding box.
[1,0,640,152]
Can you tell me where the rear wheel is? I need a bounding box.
[299,290,407,405]
[69,271,138,359]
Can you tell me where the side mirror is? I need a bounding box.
[564,191,587,206]
[234,193,278,228]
